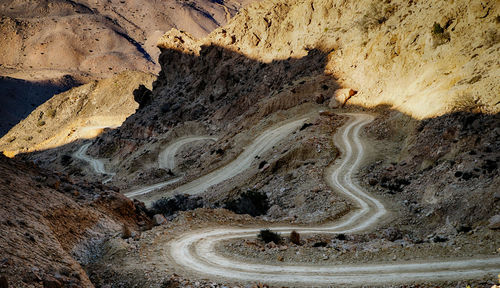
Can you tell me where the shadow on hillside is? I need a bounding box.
[0,75,81,137]
[9,42,500,184]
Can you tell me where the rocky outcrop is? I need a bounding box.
[201,0,499,118]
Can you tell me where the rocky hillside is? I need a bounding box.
[204,0,499,118]
[0,0,255,136]
[0,71,155,157]
[81,0,498,175]
[0,154,151,287]
[1,0,499,286]
[0,74,81,136]
[0,0,255,78]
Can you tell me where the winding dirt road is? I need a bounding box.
[133,118,307,205]
[73,142,115,184]
[158,136,217,171]
[165,113,500,286]
[125,136,217,198]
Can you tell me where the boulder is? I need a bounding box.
[329,88,357,108]
[153,214,167,226]
[133,85,153,109]
[488,215,500,229]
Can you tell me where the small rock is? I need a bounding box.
[153,214,168,226]
[488,215,500,230]
[494,191,500,201]
[315,94,325,104]
[329,88,357,108]
[368,178,378,186]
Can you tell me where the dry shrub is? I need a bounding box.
[121,224,132,239]
[290,230,301,245]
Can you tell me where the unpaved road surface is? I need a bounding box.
[158,136,217,171]
[125,136,216,198]
[132,118,307,205]
[165,113,500,286]
[73,142,115,183]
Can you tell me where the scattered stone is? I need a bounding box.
[368,178,378,186]
[494,191,500,201]
[488,215,500,230]
[314,94,325,104]
[122,225,132,239]
[153,214,167,226]
[329,88,357,108]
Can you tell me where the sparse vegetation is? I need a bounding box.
[224,190,269,217]
[37,120,46,127]
[453,93,483,113]
[431,22,450,47]
[47,108,56,118]
[432,22,444,35]
[61,154,72,166]
[258,229,281,244]
[290,230,301,245]
[151,194,204,217]
[357,2,394,33]
[121,224,132,239]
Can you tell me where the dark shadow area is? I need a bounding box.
[0,75,82,136]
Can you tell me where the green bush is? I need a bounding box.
[432,22,444,34]
[258,229,281,244]
[47,108,56,118]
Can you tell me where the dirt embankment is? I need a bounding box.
[0,154,151,288]
[362,108,500,240]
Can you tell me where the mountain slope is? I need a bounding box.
[0,154,150,287]
[201,0,499,118]
[0,0,256,136]
[0,71,155,157]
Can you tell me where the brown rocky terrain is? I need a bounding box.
[1,0,499,287]
[0,154,151,287]
[0,71,155,157]
[0,0,255,136]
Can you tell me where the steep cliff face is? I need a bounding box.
[201,0,499,118]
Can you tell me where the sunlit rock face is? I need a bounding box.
[194,0,499,118]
